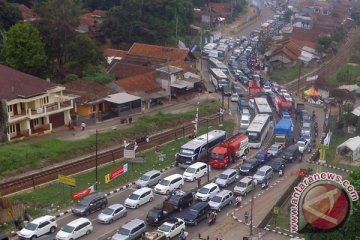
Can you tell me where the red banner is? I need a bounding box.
[72,185,95,201]
[109,163,128,181]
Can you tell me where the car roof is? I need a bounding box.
[202,183,218,189]
[215,189,232,197]
[144,170,161,176]
[31,215,55,224]
[67,217,90,227]
[285,144,298,151]
[191,201,209,210]
[188,162,207,168]
[240,177,253,183]
[107,204,124,210]
[164,174,183,180]
[133,187,152,195]
[163,217,182,225]
[122,219,144,229]
[220,168,237,175]
[258,165,272,171]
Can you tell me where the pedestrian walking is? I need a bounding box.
[242,154,247,163]
[128,116,133,124]
[197,177,201,188]
[23,209,30,222]
[244,211,250,224]
[80,122,86,131]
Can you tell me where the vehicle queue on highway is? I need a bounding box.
[15,12,320,240]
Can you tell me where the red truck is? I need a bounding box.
[248,80,262,99]
[274,95,293,117]
[210,133,249,169]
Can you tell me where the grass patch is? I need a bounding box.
[270,64,312,83]
[0,100,220,179]
[327,63,360,86]
[11,120,235,217]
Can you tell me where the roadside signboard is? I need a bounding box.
[274,207,280,215]
[72,184,95,201]
[124,150,135,159]
[58,174,76,187]
[105,163,128,183]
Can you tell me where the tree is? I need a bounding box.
[283,9,292,23]
[351,11,360,25]
[66,33,103,77]
[0,99,8,143]
[83,65,114,84]
[317,36,332,52]
[34,0,81,80]
[0,0,22,30]
[1,22,47,76]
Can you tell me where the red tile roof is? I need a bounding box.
[115,72,162,93]
[92,10,107,17]
[0,64,57,101]
[108,62,154,79]
[64,79,116,103]
[17,4,37,21]
[209,2,232,18]
[128,43,189,61]
[103,48,128,58]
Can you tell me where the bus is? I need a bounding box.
[246,114,271,148]
[208,57,228,74]
[254,97,273,121]
[209,68,229,90]
[201,43,218,59]
[176,130,227,168]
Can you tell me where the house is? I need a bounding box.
[0,65,73,142]
[336,136,360,161]
[103,92,142,118]
[76,10,107,36]
[16,4,38,22]
[64,79,117,122]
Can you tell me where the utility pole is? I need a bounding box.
[297,62,302,96]
[175,8,178,46]
[206,119,210,182]
[95,129,98,189]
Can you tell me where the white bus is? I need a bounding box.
[208,57,228,74]
[209,68,229,90]
[246,114,271,148]
[176,130,227,168]
[254,97,273,121]
[201,43,218,59]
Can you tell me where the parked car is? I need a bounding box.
[72,192,108,216]
[166,190,194,211]
[208,190,234,211]
[97,204,127,224]
[56,218,93,240]
[238,159,261,175]
[263,85,272,94]
[215,168,238,187]
[112,219,146,240]
[183,162,208,181]
[267,144,283,157]
[157,218,185,239]
[195,183,220,201]
[297,138,310,153]
[231,93,239,102]
[124,187,154,209]
[234,176,256,196]
[135,170,161,188]
[271,158,287,172]
[253,165,273,184]
[17,215,57,240]
[183,202,212,226]
[154,174,184,195]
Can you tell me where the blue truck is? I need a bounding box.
[274,117,293,146]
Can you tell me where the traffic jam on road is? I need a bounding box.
[16,13,321,240]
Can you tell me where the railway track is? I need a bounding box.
[0,114,221,196]
[286,27,360,93]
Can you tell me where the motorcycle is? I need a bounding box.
[261,181,268,190]
[235,196,242,207]
[208,211,217,225]
[279,169,283,177]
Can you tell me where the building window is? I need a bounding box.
[33,119,39,126]
[7,124,16,134]
[40,96,49,105]
[92,105,96,112]
[7,105,13,113]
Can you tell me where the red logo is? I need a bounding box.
[301,183,350,230]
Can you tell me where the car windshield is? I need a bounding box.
[148,209,160,218]
[269,146,278,151]
[302,122,311,128]
[159,179,170,186]
[102,207,115,215]
[211,196,222,203]
[218,174,228,180]
[198,187,210,194]
[118,227,130,236]
[25,223,38,231]
[158,224,172,232]
[186,167,196,174]
[211,153,225,160]
[140,175,150,181]
[256,170,265,176]
[61,225,75,233]
[237,181,248,188]
[248,132,260,143]
[298,141,306,147]
[241,163,251,170]
[128,194,140,200]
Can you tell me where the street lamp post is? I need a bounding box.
[95,129,98,189]
[206,118,210,182]
[297,62,302,96]
[249,179,257,237]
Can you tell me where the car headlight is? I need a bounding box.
[155,218,158,222]
[290,157,293,159]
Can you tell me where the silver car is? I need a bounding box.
[135,170,161,188]
[208,190,234,211]
[215,169,238,187]
[97,204,127,224]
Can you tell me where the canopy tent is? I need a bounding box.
[303,86,320,97]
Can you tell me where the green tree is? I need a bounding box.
[0,99,8,143]
[351,11,360,25]
[83,65,114,84]
[317,36,332,53]
[34,0,81,80]
[1,22,47,76]
[0,0,22,30]
[66,33,103,77]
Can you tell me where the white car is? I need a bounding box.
[56,217,93,240]
[17,215,57,239]
[124,187,154,208]
[282,92,293,102]
[195,183,220,201]
[157,217,185,239]
[154,174,184,195]
[297,138,310,153]
[267,144,283,157]
[231,93,239,102]
[263,85,272,93]
[183,162,208,181]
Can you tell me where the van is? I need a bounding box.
[183,162,208,181]
[240,115,250,129]
[183,202,212,226]
[233,177,255,196]
[72,192,108,216]
[56,218,93,240]
[208,190,234,211]
[17,215,57,239]
[135,170,161,188]
[124,187,154,209]
[215,169,238,187]
[282,144,300,162]
[112,219,146,240]
[154,174,184,195]
[253,165,273,184]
